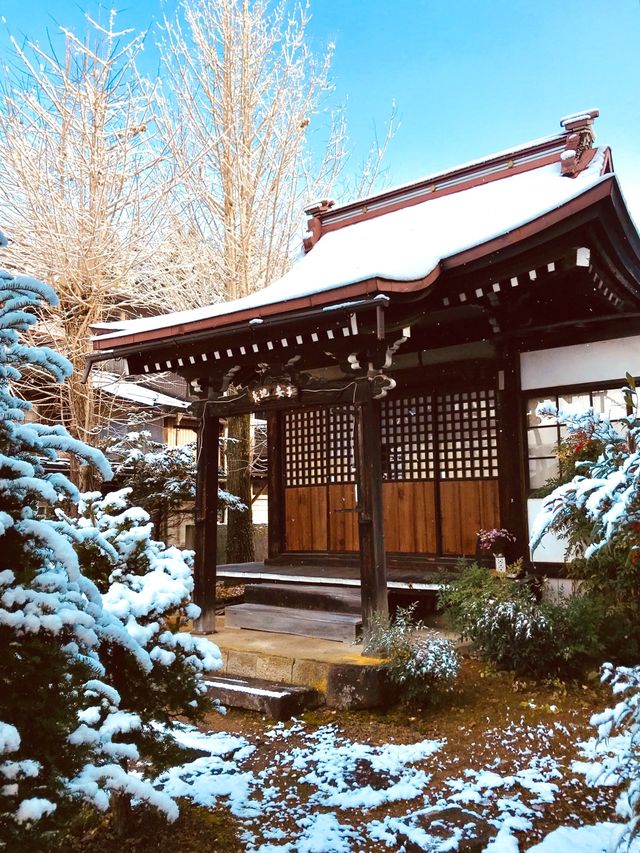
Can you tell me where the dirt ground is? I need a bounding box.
[62,654,621,852]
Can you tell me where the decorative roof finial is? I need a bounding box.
[559,108,600,177]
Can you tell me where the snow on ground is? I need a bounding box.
[151,715,634,852]
[527,823,635,853]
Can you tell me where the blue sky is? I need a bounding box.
[1,0,639,218]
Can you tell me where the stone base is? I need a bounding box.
[205,616,390,710]
[203,675,323,720]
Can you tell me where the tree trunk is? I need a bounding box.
[225,414,254,563]
[111,789,132,837]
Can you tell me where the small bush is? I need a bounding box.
[439,564,602,678]
[367,605,460,703]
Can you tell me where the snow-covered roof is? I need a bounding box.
[93,140,612,349]
[92,371,190,409]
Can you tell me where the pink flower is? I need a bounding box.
[477,528,516,555]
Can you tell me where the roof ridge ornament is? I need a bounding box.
[303,199,335,253]
[559,108,600,177]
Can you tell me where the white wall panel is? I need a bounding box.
[527,498,567,563]
[520,336,640,391]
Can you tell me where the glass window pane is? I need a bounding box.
[526,397,557,428]
[592,388,627,422]
[528,425,558,458]
[529,456,560,490]
[558,393,590,421]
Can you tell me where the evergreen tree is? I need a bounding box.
[0,251,220,846]
[105,428,246,539]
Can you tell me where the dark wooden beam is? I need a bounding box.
[191,373,397,418]
[355,393,388,650]
[193,410,219,634]
[266,411,285,560]
[496,348,527,562]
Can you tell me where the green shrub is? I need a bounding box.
[367,605,460,703]
[439,564,603,678]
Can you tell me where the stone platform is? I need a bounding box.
[204,616,390,710]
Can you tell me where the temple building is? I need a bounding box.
[89,109,640,640]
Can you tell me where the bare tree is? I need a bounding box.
[0,12,169,488]
[157,0,393,562]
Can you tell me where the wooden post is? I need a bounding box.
[193,409,219,634]
[266,410,285,561]
[355,392,388,652]
[496,349,527,560]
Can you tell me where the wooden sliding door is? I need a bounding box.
[283,406,358,553]
[282,386,501,558]
[380,393,438,553]
[437,389,500,554]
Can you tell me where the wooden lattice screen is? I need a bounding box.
[381,394,435,481]
[327,405,356,484]
[283,390,500,555]
[284,406,356,486]
[284,408,327,486]
[436,389,498,479]
[285,392,498,486]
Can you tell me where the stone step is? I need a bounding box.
[244,582,361,614]
[203,674,323,720]
[224,602,363,643]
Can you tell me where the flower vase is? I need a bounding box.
[494,554,507,574]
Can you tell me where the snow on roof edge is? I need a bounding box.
[92,371,190,409]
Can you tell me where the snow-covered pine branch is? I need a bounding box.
[529,399,635,557]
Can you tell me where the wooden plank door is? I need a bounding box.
[380,394,438,554]
[283,407,329,552]
[282,405,358,553]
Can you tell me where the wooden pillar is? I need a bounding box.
[496,349,527,560]
[355,393,388,650]
[193,409,219,634]
[266,410,285,561]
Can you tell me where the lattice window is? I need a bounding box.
[381,395,435,480]
[437,389,498,479]
[327,405,356,484]
[284,408,327,486]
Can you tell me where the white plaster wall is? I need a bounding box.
[527,498,567,564]
[541,577,582,602]
[520,335,640,391]
[252,492,269,525]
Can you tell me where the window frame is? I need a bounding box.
[524,379,629,494]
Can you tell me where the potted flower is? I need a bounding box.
[477,528,516,573]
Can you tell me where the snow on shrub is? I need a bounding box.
[60,488,221,746]
[105,427,247,525]
[529,382,640,663]
[395,635,460,699]
[0,262,219,843]
[439,563,602,678]
[366,604,459,703]
[529,397,632,559]
[587,663,640,850]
